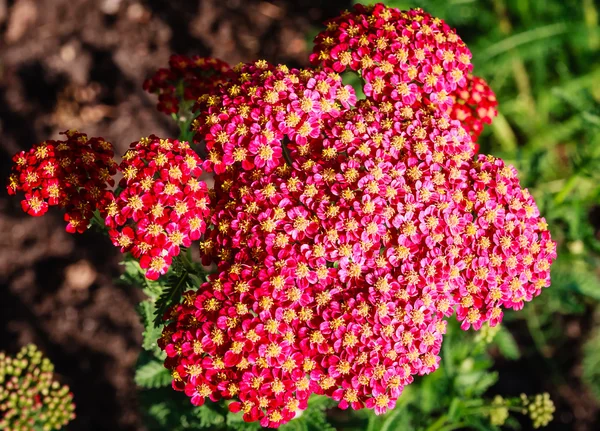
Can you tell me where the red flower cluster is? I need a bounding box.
[449,75,498,141]
[6,3,555,428]
[102,136,210,279]
[155,4,554,427]
[143,55,231,115]
[7,130,117,233]
[310,3,498,142]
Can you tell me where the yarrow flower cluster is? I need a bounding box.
[449,74,498,142]
[102,136,210,279]
[6,3,557,428]
[193,61,356,175]
[143,55,231,115]
[310,4,472,112]
[7,130,117,233]
[0,345,75,431]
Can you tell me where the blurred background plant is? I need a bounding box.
[0,344,75,431]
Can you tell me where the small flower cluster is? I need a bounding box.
[449,75,498,141]
[0,345,75,431]
[455,155,555,328]
[489,395,509,426]
[310,3,497,143]
[143,55,231,115]
[7,130,117,233]
[522,393,555,429]
[102,136,210,279]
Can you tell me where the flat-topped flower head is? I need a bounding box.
[7,130,117,233]
[103,136,209,279]
[159,83,556,426]
[155,11,555,421]
[311,4,473,112]
[193,61,356,175]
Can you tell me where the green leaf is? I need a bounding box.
[140,387,229,431]
[135,360,172,389]
[137,300,165,356]
[119,257,163,298]
[551,258,600,301]
[379,405,410,431]
[147,401,171,426]
[153,271,192,326]
[191,403,227,428]
[470,371,499,396]
[493,327,521,360]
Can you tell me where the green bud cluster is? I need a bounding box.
[0,345,75,431]
[521,392,555,429]
[487,392,555,428]
[488,395,509,426]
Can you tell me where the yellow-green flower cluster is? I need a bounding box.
[487,392,555,429]
[521,392,555,429]
[0,345,75,431]
[488,395,509,426]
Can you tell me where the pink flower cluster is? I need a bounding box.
[156,5,555,427]
[6,3,556,428]
[7,130,117,233]
[310,4,472,112]
[143,55,231,115]
[102,136,210,279]
[193,61,356,176]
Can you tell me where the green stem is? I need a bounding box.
[90,209,107,231]
[554,174,579,205]
[425,414,449,431]
[178,248,196,272]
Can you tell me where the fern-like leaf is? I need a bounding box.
[153,270,192,326]
[135,360,172,389]
[138,300,165,356]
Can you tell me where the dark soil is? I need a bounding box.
[0,1,597,431]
